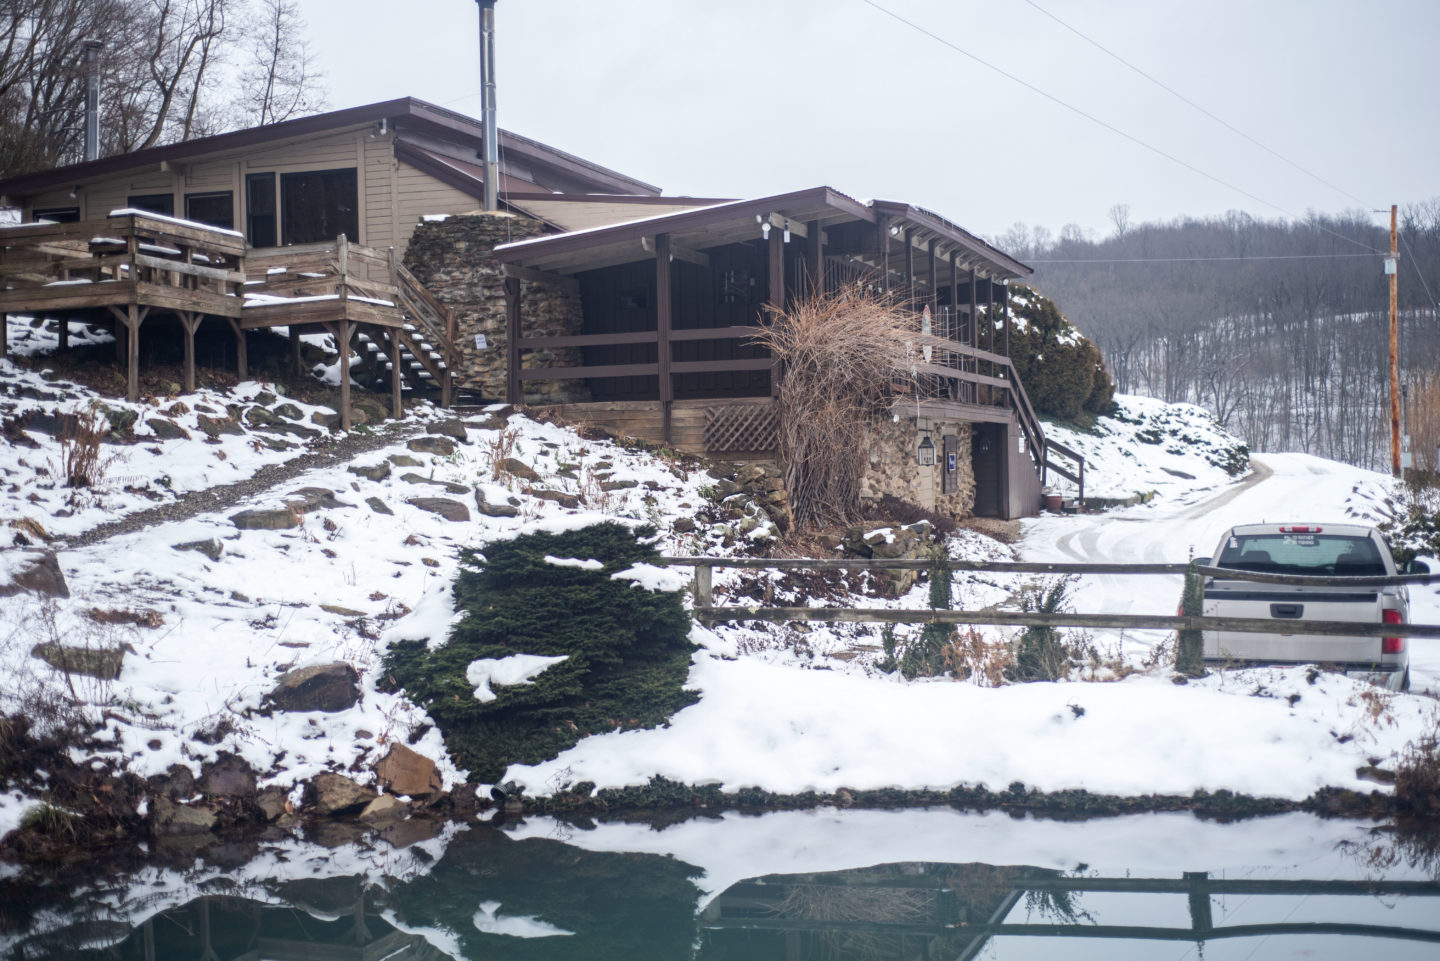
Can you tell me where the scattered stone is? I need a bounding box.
[266,661,360,713]
[601,479,638,491]
[244,405,282,428]
[348,462,391,482]
[672,517,696,533]
[104,406,138,434]
[428,419,468,442]
[145,418,189,440]
[256,788,288,821]
[474,490,520,518]
[285,487,348,513]
[319,604,365,617]
[148,764,195,800]
[531,489,580,509]
[1356,765,1396,785]
[406,497,470,522]
[200,753,257,799]
[374,743,443,797]
[196,414,244,437]
[400,472,469,494]
[501,457,541,481]
[310,410,340,430]
[388,453,422,468]
[359,795,406,823]
[31,642,125,680]
[172,538,223,562]
[273,402,303,421]
[0,550,69,598]
[466,414,508,431]
[365,496,394,515]
[306,772,377,816]
[151,797,217,836]
[407,436,456,456]
[230,508,300,530]
[254,391,277,407]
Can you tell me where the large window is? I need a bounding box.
[126,193,174,216]
[244,168,358,248]
[245,173,276,247]
[184,191,233,230]
[32,206,79,223]
[281,168,357,245]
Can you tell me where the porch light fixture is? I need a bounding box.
[783,220,791,244]
[918,434,936,466]
[890,224,901,236]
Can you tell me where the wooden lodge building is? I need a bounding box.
[0,100,1056,519]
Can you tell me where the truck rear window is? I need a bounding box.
[1216,533,1385,576]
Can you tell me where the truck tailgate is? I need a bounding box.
[1202,585,1385,664]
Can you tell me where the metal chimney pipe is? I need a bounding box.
[476,0,499,212]
[83,40,102,162]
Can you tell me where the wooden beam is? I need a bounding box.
[641,234,710,268]
[768,226,784,397]
[807,218,824,300]
[904,229,915,293]
[501,262,580,294]
[290,325,302,375]
[179,311,201,394]
[1000,281,1010,357]
[927,238,938,311]
[504,275,521,403]
[337,318,351,431]
[761,213,807,239]
[389,326,403,420]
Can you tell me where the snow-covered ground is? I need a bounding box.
[0,343,1437,848]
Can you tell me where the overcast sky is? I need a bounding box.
[301,0,1438,244]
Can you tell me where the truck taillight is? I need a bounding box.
[1279,525,1322,533]
[1382,610,1404,654]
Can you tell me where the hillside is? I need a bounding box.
[0,332,1438,850]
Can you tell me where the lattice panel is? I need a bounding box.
[705,404,779,453]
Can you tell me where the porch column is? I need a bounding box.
[290,326,302,375]
[389,326,403,420]
[179,311,201,393]
[877,216,891,295]
[1000,281,1010,358]
[336,318,352,431]
[807,219,823,299]
[504,275,521,404]
[927,240,939,313]
[126,303,141,402]
[903,229,915,297]
[768,225,784,397]
[949,252,959,337]
[227,317,248,381]
[655,233,673,442]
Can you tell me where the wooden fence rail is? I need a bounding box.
[657,556,1440,637]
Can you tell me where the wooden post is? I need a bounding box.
[1176,560,1206,676]
[504,275,521,404]
[949,252,959,340]
[878,216,891,294]
[1185,873,1214,937]
[903,229,915,297]
[694,562,713,623]
[768,225,784,398]
[967,268,977,346]
[57,316,68,353]
[228,317,248,381]
[927,239,938,312]
[125,302,141,402]
[337,318,352,431]
[807,219,823,299]
[290,325,302,375]
[179,311,201,393]
[389,326,403,420]
[1388,203,1401,477]
[1000,281,1010,357]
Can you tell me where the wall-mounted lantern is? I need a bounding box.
[918,434,936,466]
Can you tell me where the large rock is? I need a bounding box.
[266,661,360,713]
[306,772,377,816]
[230,508,300,530]
[373,743,442,797]
[0,550,69,598]
[285,487,348,513]
[145,417,190,440]
[358,794,407,823]
[32,642,125,680]
[151,796,217,836]
[501,457,541,482]
[407,436,456,457]
[401,473,469,494]
[200,753,257,799]
[348,462,391,482]
[428,419,469,441]
[406,497,470,522]
[172,538,223,562]
[474,489,520,518]
[196,414,244,437]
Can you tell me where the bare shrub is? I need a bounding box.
[486,426,519,481]
[752,289,916,530]
[55,402,120,489]
[1395,714,1440,817]
[1,600,128,737]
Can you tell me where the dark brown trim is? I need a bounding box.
[656,233,673,404]
[872,200,1032,279]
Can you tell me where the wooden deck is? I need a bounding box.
[0,216,457,429]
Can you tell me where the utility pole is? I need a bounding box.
[1387,204,1401,478]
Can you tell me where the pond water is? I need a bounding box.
[2,808,1438,960]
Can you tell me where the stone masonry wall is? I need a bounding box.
[860,413,976,518]
[402,212,586,403]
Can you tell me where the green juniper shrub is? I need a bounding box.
[1003,285,1116,422]
[1007,576,1094,682]
[382,522,696,783]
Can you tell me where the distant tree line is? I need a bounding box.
[996,202,1440,471]
[0,0,326,179]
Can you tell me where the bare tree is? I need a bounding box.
[239,0,324,125]
[1108,203,1130,242]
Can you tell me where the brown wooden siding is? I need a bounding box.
[394,160,478,250]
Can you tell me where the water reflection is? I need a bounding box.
[2,810,1438,960]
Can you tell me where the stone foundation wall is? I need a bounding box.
[402,212,586,403]
[860,413,976,518]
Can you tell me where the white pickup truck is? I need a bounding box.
[1195,523,1429,690]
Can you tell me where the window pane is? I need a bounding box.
[127,193,174,216]
[184,191,233,230]
[246,173,276,248]
[280,168,358,246]
[32,207,80,223]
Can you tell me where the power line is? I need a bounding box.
[1020,0,1375,211]
[1397,229,1439,307]
[859,0,1386,257]
[1029,253,1381,265]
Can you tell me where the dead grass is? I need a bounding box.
[55,402,119,489]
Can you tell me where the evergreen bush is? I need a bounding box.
[382,522,696,783]
[1004,285,1116,421]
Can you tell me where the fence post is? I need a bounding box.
[693,563,713,620]
[1175,560,1206,676]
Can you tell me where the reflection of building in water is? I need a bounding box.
[699,861,1440,961]
[24,887,448,961]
